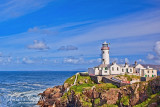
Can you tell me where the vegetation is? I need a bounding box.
[134,92,160,107]
[76,74,93,85]
[80,94,92,107]
[94,98,100,104]
[95,83,117,92]
[70,84,94,94]
[116,74,140,81]
[120,96,129,106]
[64,75,76,86]
[100,104,118,107]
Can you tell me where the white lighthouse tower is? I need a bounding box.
[101,41,110,65]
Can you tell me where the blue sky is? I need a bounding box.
[0,0,160,71]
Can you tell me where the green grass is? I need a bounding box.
[61,93,68,102]
[134,92,160,107]
[70,83,94,94]
[64,75,76,86]
[94,98,100,104]
[76,74,93,85]
[120,96,129,106]
[82,101,92,107]
[80,94,92,107]
[95,83,117,92]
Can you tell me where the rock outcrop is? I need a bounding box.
[37,74,160,107]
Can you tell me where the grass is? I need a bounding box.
[120,96,129,106]
[134,92,160,107]
[64,75,76,86]
[63,74,118,106]
[60,93,68,102]
[76,74,93,85]
[94,98,100,104]
[70,83,94,94]
[80,94,92,107]
[116,74,140,81]
[95,83,117,92]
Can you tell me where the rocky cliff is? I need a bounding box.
[37,74,160,107]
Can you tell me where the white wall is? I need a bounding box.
[88,68,95,75]
[95,68,100,75]
[110,63,121,75]
[101,67,110,75]
[102,50,109,65]
[144,69,157,77]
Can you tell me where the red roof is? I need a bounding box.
[101,47,110,50]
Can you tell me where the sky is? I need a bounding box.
[0,0,160,71]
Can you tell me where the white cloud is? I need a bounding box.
[97,58,101,63]
[27,40,49,50]
[154,41,160,56]
[63,57,101,64]
[125,58,129,63]
[57,10,160,46]
[88,58,101,64]
[0,52,2,57]
[147,41,160,64]
[147,54,155,60]
[63,58,82,64]
[137,59,145,64]
[28,27,39,32]
[110,58,118,63]
[22,57,34,64]
[0,0,53,22]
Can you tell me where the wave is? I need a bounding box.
[0,89,44,107]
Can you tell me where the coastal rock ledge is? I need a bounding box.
[37,74,160,107]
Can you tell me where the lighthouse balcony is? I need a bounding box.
[101,47,109,50]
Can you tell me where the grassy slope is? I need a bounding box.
[62,74,160,107]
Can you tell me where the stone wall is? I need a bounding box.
[90,76,103,83]
[141,77,157,81]
[102,77,121,87]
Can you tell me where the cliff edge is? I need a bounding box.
[37,73,160,107]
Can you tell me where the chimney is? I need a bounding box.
[135,61,137,65]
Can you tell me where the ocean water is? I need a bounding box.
[0,71,79,107]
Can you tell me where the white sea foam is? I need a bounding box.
[1,89,45,106]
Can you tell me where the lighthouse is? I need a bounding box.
[101,41,110,65]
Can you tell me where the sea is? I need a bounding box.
[0,71,79,107]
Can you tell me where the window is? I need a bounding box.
[152,71,154,73]
[117,67,119,71]
[105,71,107,73]
[148,71,149,73]
[148,75,149,77]
[122,69,124,72]
[130,69,132,72]
[112,67,114,71]
[105,67,108,70]
[126,68,128,73]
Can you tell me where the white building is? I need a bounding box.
[88,42,157,77]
